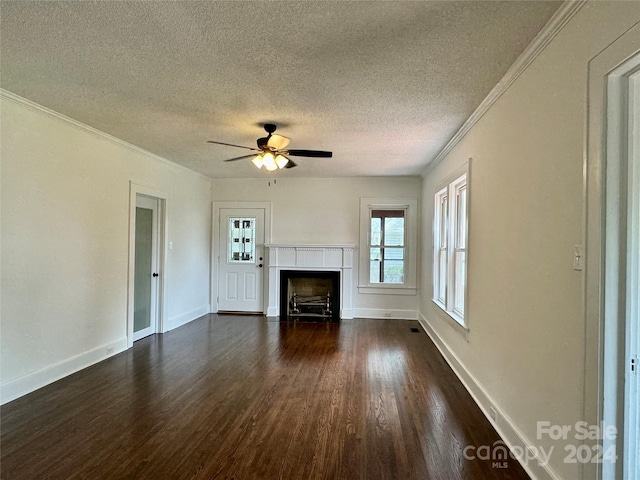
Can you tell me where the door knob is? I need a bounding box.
[152,273,159,277]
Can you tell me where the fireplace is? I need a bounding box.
[280,270,340,321]
[265,244,355,319]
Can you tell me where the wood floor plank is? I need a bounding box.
[1,315,530,479]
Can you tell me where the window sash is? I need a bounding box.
[433,188,448,305]
[370,209,406,284]
[433,174,467,324]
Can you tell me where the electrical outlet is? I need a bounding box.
[106,346,114,355]
[384,312,392,318]
[490,406,498,422]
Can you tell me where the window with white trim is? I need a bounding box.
[433,173,468,325]
[359,197,418,295]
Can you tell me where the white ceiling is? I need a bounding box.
[1,1,561,178]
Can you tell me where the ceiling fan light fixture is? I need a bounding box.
[208,123,331,171]
[268,134,291,150]
[252,154,264,169]
[262,152,277,171]
[275,154,289,169]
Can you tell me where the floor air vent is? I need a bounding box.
[410,327,420,333]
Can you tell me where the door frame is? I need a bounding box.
[624,69,640,480]
[211,202,272,314]
[584,24,640,480]
[127,183,168,348]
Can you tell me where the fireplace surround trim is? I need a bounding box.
[265,244,355,319]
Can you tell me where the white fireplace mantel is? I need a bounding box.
[265,244,355,319]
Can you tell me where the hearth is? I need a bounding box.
[280,270,340,321]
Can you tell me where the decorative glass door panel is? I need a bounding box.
[228,217,256,263]
[133,195,159,342]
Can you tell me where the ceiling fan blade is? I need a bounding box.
[284,158,297,168]
[207,140,260,151]
[223,154,257,162]
[267,134,290,150]
[286,149,332,158]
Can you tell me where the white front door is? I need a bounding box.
[133,195,159,341]
[218,208,265,313]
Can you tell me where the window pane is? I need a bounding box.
[370,247,381,283]
[384,217,404,246]
[383,247,404,283]
[440,195,448,248]
[456,186,467,249]
[438,250,448,303]
[383,247,404,260]
[228,217,255,263]
[370,217,381,246]
[454,251,466,315]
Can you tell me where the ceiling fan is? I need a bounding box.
[207,124,332,171]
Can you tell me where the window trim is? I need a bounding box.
[359,197,418,295]
[432,164,469,329]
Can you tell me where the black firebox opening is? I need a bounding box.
[279,270,340,322]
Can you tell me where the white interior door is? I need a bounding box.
[218,208,265,313]
[133,195,159,340]
[623,68,640,480]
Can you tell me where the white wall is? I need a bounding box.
[211,176,422,318]
[0,93,212,404]
[419,3,640,479]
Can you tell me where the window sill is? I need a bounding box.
[432,299,468,336]
[358,285,417,295]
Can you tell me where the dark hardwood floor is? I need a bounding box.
[1,315,530,479]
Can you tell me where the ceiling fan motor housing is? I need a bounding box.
[257,124,277,149]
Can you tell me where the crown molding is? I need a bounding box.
[422,0,588,178]
[0,88,212,182]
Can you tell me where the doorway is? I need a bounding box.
[127,184,167,348]
[213,202,271,314]
[602,53,639,480]
[218,208,265,312]
[622,67,639,480]
[585,31,639,480]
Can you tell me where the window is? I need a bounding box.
[433,173,468,325]
[369,209,405,284]
[359,197,417,295]
[228,217,255,263]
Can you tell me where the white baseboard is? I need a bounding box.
[353,308,418,320]
[340,308,353,319]
[0,336,128,405]
[165,304,210,332]
[417,312,561,480]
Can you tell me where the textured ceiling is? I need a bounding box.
[1,1,561,178]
